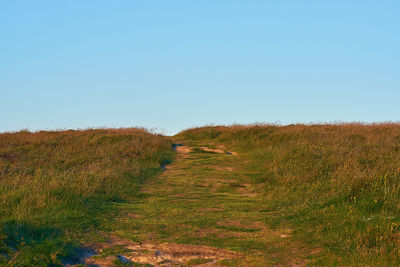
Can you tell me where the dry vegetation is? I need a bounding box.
[177,123,400,265]
[0,128,174,266]
[2,124,400,266]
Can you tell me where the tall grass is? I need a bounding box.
[0,128,174,266]
[177,124,400,264]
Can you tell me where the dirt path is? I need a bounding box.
[67,141,319,266]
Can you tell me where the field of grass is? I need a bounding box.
[2,124,400,266]
[177,124,400,265]
[0,128,174,266]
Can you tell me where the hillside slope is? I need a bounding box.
[0,129,174,266]
[177,124,400,265]
[2,124,400,266]
[79,140,319,266]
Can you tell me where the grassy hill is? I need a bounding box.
[2,124,400,266]
[0,129,174,266]
[177,124,400,265]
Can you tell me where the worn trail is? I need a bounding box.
[70,140,317,266]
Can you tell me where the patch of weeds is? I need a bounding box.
[217,258,239,266]
[112,258,132,266]
[215,225,261,233]
[100,245,132,257]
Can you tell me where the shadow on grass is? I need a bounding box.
[0,220,76,266]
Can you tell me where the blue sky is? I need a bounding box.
[1,1,399,135]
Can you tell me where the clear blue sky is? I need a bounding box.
[1,1,399,135]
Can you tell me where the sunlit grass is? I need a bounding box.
[0,128,174,266]
[3,123,400,265]
[177,123,400,265]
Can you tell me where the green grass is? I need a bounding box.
[103,135,313,266]
[3,124,400,266]
[177,124,400,265]
[0,128,174,266]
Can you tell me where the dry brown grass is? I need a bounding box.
[177,123,400,265]
[0,128,174,266]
